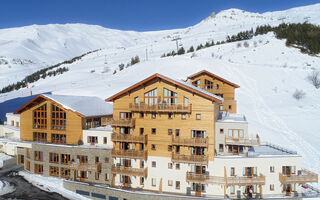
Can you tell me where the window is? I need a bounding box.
[33,104,47,129]
[176,163,180,170]
[85,119,92,129]
[103,137,107,144]
[184,97,189,106]
[105,173,110,181]
[270,166,275,173]
[219,105,224,111]
[168,145,173,151]
[176,129,180,136]
[135,97,139,104]
[176,146,180,153]
[151,113,156,119]
[51,133,66,144]
[140,177,144,185]
[95,156,99,163]
[168,113,173,119]
[34,151,43,161]
[18,155,24,165]
[77,155,88,163]
[230,167,235,176]
[229,105,232,110]
[11,120,14,126]
[26,161,30,171]
[105,157,109,163]
[181,114,186,120]
[220,129,224,134]
[228,129,244,139]
[93,118,101,128]
[34,164,43,174]
[140,128,144,135]
[49,152,59,163]
[196,114,201,120]
[49,166,59,177]
[204,79,214,89]
[61,154,70,165]
[88,136,98,144]
[51,104,66,130]
[26,148,30,158]
[163,88,177,104]
[140,113,144,118]
[216,84,220,89]
[192,79,200,88]
[168,163,173,169]
[152,161,156,168]
[191,130,206,138]
[168,129,173,135]
[230,185,235,194]
[151,144,156,150]
[33,132,47,143]
[152,178,156,186]
[120,112,132,120]
[95,172,100,180]
[270,184,274,191]
[176,181,180,189]
[168,180,173,186]
[145,88,157,105]
[16,121,19,127]
[140,160,144,168]
[151,128,156,134]
[60,167,70,178]
[219,144,224,152]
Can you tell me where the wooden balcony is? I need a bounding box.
[202,87,222,94]
[111,149,148,160]
[129,103,192,113]
[226,174,266,186]
[225,134,260,146]
[279,169,318,184]
[68,162,101,172]
[110,118,135,127]
[111,133,147,143]
[172,136,208,147]
[186,172,265,186]
[111,165,148,177]
[172,153,208,164]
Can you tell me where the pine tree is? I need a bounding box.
[177,47,185,55]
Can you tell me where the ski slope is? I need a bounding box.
[0,3,319,187]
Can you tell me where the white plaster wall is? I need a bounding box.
[82,130,113,148]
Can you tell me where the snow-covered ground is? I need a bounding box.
[0,2,319,192]
[0,180,15,196]
[0,153,12,168]
[19,171,89,200]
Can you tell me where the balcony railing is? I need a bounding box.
[111,133,147,143]
[172,136,208,147]
[279,169,318,184]
[111,165,148,177]
[186,172,265,186]
[202,87,222,94]
[225,134,260,146]
[110,118,135,127]
[111,149,148,160]
[68,162,101,172]
[129,103,192,113]
[226,174,265,186]
[172,153,208,164]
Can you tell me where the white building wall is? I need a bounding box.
[82,128,113,148]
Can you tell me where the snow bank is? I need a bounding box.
[0,180,15,196]
[19,171,89,200]
[0,153,12,168]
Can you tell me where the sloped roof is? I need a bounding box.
[105,73,223,103]
[188,70,240,88]
[15,94,113,117]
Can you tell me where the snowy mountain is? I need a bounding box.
[0,3,320,187]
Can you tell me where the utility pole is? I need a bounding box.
[172,36,181,52]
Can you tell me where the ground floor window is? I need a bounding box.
[49,166,59,177]
[60,167,70,178]
[18,154,24,165]
[34,164,43,174]
[61,154,71,165]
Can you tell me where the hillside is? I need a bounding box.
[0,3,320,187]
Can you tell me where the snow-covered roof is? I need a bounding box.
[250,144,298,156]
[6,113,20,117]
[217,111,247,123]
[166,75,224,102]
[42,94,113,117]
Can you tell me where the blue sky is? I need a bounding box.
[1,0,319,31]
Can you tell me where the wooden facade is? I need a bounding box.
[187,70,239,113]
[106,74,221,162]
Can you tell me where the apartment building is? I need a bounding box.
[13,71,318,199]
[105,71,318,198]
[14,94,114,183]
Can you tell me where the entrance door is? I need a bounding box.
[245,185,253,198]
[195,183,202,196]
[79,171,87,182]
[123,175,130,187]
